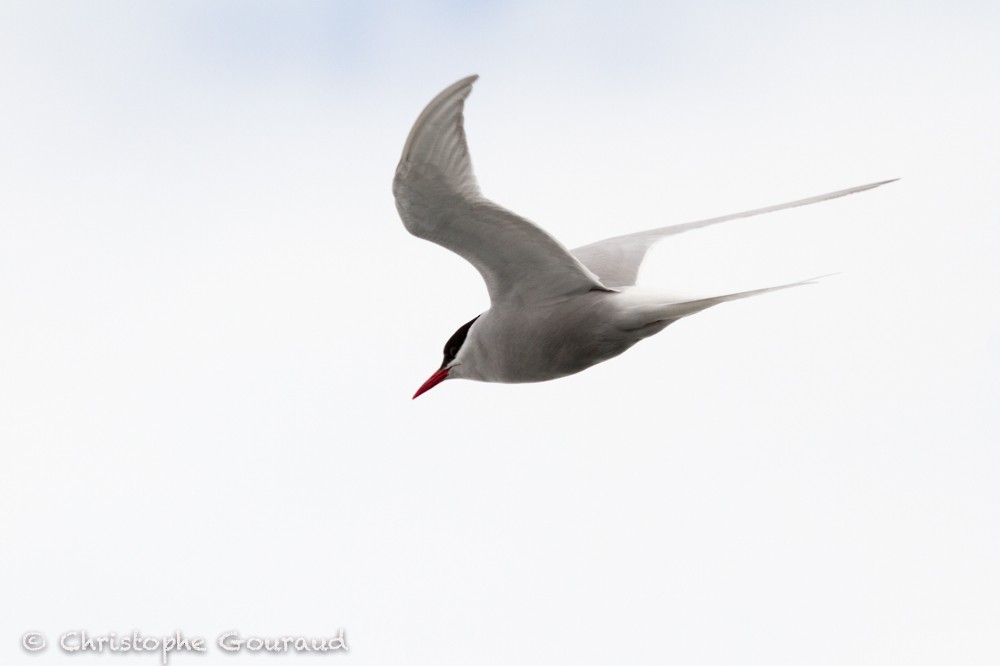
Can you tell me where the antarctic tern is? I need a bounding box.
[393,75,894,398]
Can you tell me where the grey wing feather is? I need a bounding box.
[398,75,481,197]
[571,179,897,288]
[394,75,610,305]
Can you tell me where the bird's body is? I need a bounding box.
[453,289,650,384]
[394,75,893,397]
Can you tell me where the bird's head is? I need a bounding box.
[412,315,480,399]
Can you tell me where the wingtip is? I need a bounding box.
[442,74,480,98]
[414,74,480,114]
[398,75,482,166]
[456,74,480,96]
[832,177,900,198]
[864,177,900,190]
[802,272,842,285]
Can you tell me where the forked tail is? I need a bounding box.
[623,274,834,328]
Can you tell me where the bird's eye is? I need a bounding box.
[440,315,480,367]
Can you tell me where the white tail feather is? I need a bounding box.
[621,275,835,328]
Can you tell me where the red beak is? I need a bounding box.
[412,367,450,399]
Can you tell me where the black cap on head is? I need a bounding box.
[441,315,479,369]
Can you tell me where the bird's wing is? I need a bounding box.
[393,75,610,306]
[571,179,897,288]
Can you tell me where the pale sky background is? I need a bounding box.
[1,1,998,665]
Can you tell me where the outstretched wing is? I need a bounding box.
[571,179,897,288]
[393,75,610,306]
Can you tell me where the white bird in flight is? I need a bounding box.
[394,75,894,398]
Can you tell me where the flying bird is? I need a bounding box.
[393,75,894,398]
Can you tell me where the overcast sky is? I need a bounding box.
[2,1,998,665]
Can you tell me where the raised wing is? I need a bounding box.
[571,179,897,288]
[393,75,610,306]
